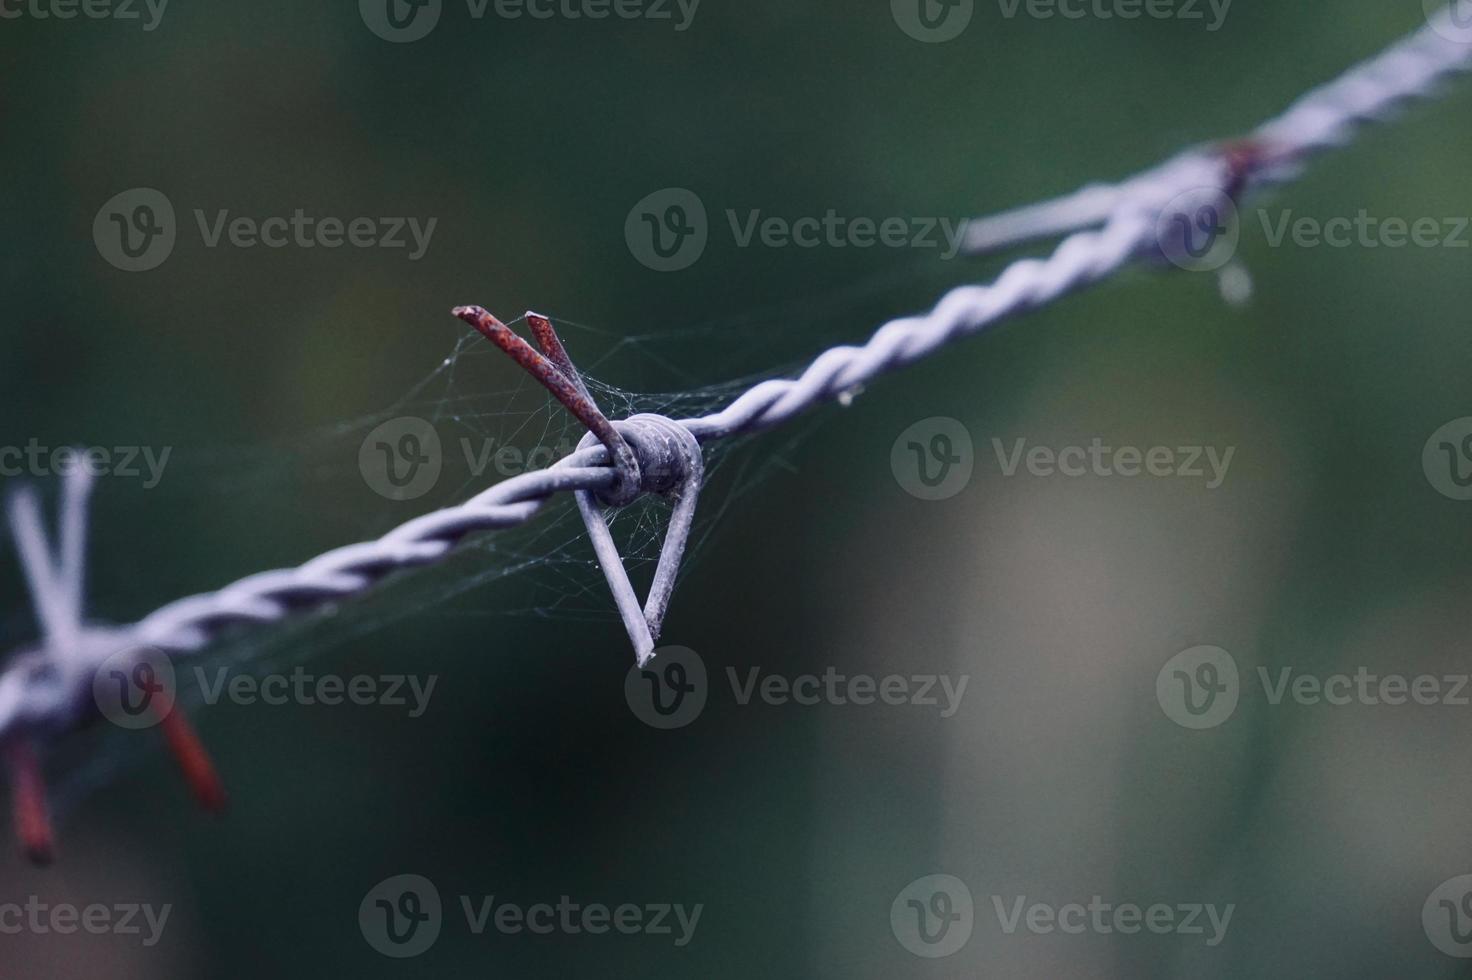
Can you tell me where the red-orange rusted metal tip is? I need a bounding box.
[524,311,593,403]
[158,709,227,814]
[6,740,55,866]
[453,305,641,499]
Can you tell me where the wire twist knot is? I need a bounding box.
[585,414,701,506]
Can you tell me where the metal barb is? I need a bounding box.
[573,416,705,666]
[454,306,642,504]
[4,465,226,863]
[456,309,706,662]
[962,137,1299,258]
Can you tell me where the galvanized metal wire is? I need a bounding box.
[2,5,1470,743]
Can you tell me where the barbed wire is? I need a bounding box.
[2,4,1470,851]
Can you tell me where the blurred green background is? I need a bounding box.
[2,1,1472,976]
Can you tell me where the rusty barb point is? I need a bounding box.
[453,306,645,507]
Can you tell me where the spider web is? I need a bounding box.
[39,255,975,810]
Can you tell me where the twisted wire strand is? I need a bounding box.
[2,7,1469,742]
